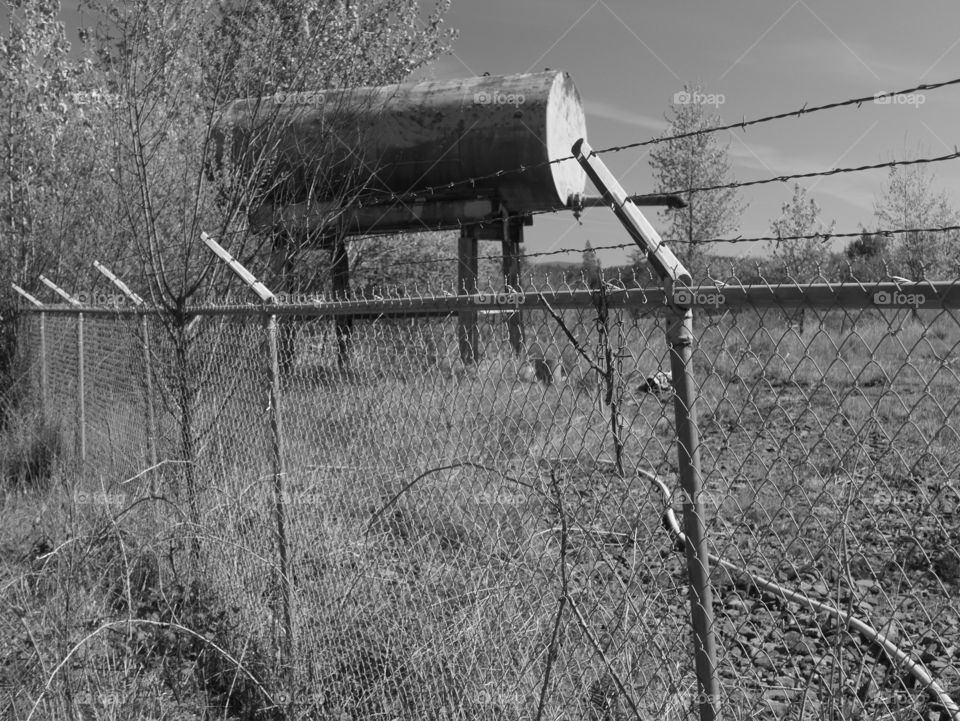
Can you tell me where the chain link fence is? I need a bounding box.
[6,277,960,720]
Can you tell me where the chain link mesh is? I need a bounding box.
[10,276,960,720]
[693,295,960,720]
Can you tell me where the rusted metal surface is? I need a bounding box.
[214,71,588,215]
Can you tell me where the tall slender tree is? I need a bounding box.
[646,82,744,280]
[767,183,836,281]
[765,183,835,332]
[873,158,960,280]
[581,240,602,288]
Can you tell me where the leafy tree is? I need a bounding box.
[214,0,452,101]
[44,0,458,538]
[843,231,890,281]
[206,0,456,298]
[767,183,836,282]
[0,0,117,414]
[75,0,456,308]
[647,82,745,280]
[350,231,457,296]
[873,159,960,280]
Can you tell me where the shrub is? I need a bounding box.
[97,540,284,720]
[1,412,62,490]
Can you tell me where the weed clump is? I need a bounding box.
[1,412,61,490]
[95,539,284,720]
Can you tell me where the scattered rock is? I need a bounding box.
[854,578,878,592]
[754,645,777,670]
[774,675,797,690]
[725,594,748,611]
[761,698,791,718]
[783,631,807,653]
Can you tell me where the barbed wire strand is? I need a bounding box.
[18,76,960,297]
[366,222,960,275]
[636,149,960,200]
[29,221,960,301]
[348,75,960,208]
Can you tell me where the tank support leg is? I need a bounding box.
[331,236,352,369]
[503,216,525,356]
[458,227,479,365]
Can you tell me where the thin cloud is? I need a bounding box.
[584,99,665,132]
[725,141,876,210]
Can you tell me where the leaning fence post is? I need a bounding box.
[12,284,46,420]
[40,276,85,461]
[200,231,294,716]
[574,139,720,721]
[94,261,157,467]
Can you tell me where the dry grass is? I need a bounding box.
[2,305,958,720]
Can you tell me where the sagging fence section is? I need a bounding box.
[9,276,960,721]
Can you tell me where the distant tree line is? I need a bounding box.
[621,84,960,286]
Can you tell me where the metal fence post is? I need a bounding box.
[266,309,294,713]
[199,231,294,716]
[39,311,48,421]
[92,261,156,467]
[667,303,719,720]
[77,311,86,461]
[574,138,720,721]
[39,276,84,460]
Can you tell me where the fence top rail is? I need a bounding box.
[13,280,960,317]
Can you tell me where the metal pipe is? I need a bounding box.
[644,469,960,721]
[666,308,720,721]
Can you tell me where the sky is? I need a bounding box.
[407,0,960,267]
[45,0,960,269]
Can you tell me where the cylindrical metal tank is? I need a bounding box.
[213,70,587,213]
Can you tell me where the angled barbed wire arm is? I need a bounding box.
[572,139,692,295]
[575,138,720,721]
[197,231,295,713]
